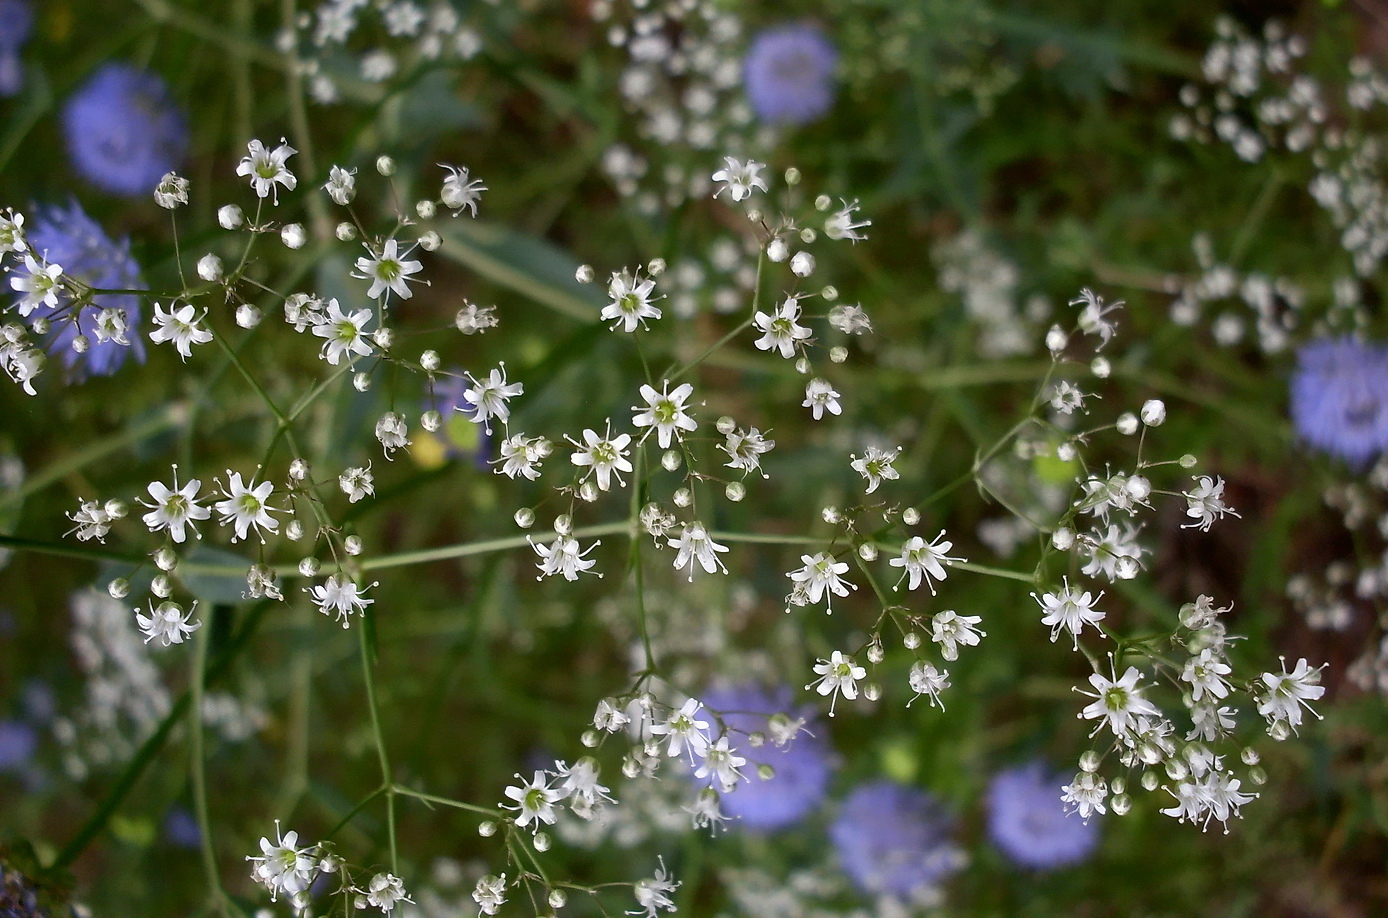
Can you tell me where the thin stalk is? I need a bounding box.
[359,624,397,874]
[188,619,228,917]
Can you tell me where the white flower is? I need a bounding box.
[149,302,213,360]
[357,873,411,913]
[1183,475,1240,531]
[1049,380,1090,415]
[139,469,211,543]
[602,268,663,332]
[553,757,614,817]
[455,301,498,334]
[631,380,697,449]
[1078,664,1162,737]
[323,165,357,205]
[375,412,411,457]
[710,157,768,202]
[593,698,630,733]
[650,698,711,761]
[0,209,26,254]
[135,600,201,646]
[1181,648,1233,702]
[1255,657,1325,734]
[684,787,730,833]
[214,471,281,542]
[824,198,871,242]
[850,446,900,494]
[789,251,815,277]
[493,433,550,480]
[9,254,63,316]
[930,610,985,662]
[153,172,190,209]
[1079,523,1145,581]
[311,298,373,365]
[339,465,375,502]
[2,344,43,396]
[246,564,283,601]
[1070,287,1123,349]
[503,770,561,832]
[695,736,747,793]
[196,253,223,283]
[246,821,318,902]
[569,422,634,491]
[1061,771,1107,820]
[93,307,130,345]
[530,534,601,581]
[802,378,841,420]
[908,661,950,709]
[752,296,812,358]
[828,302,872,335]
[309,575,375,627]
[1163,773,1257,833]
[66,499,113,543]
[353,238,425,303]
[1032,578,1106,649]
[217,205,244,230]
[462,364,524,435]
[440,164,486,216]
[889,531,963,594]
[1187,701,1238,742]
[630,857,679,918]
[236,139,298,203]
[667,522,729,580]
[472,874,507,916]
[721,427,775,476]
[807,650,865,716]
[787,551,856,612]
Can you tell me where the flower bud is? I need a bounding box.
[1140,398,1166,426]
[218,205,245,230]
[280,223,306,249]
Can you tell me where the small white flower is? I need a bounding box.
[721,426,775,476]
[802,378,841,420]
[667,522,729,580]
[1,343,44,396]
[631,380,697,449]
[824,198,871,242]
[1077,663,1162,737]
[375,412,411,457]
[850,446,900,494]
[1061,771,1107,820]
[1070,287,1123,349]
[1079,523,1146,581]
[214,472,281,542]
[462,364,524,435]
[752,296,812,358]
[323,165,357,205]
[908,661,951,709]
[1049,380,1090,415]
[473,874,507,916]
[149,302,213,360]
[710,156,768,202]
[9,254,64,316]
[695,736,747,793]
[530,534,601,581]
[0,209,26,254]
[593,698,630,733]
[1182,648,1233,703]
[153,172,190,209]
[311,298,374,365]
[136,600,201,646]
[339,465,375,502]
[66,498,112,542]
[139,469,211,543]
[569,421,634,491]
[358,873,411,913]
[246,821,318,902]
[1183,475,1240,531]
[787,551,856,612]
[1032,577,1106,649]
[455,300,498,334]
[650,698,711,761]
[236,138,298,203]
[1256,657,1325,734]
[930,610,986,661]
[807,650,865,716]
[630,857,679,918]
[889,531,963,594]
[353,238,425,303]
[827,302,872,335]
[493,433,550,480]
[553,756,614,817]
[602,268,663,332]
[503,770,561,832]
[440,164,486,216]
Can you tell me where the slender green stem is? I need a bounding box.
[360,521,633,571]
[188,618,228,917]
[392,785,500,817]
[359,624,397,874]
[324,784,389,841]
[951,560,1036,584]
[211,326,287,424]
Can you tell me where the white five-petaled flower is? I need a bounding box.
[1182,475,1240,531]
[1255,656,1326,733]
[308,574,376,627]
[149,302,213,360]
[66,499,112,542]
[246,821,317,902]
[139,468,211,543]
[1077,663,1162,737]
[553,756,615,817]
[828,302,872,335]
[311,298,373,365]
[720,426,775,476]
[357,873,411,913]
[1032,577,1106,649]
[214,471,281,542]
[710,157,768,202]
[569,421,634,491]
[752,296,812,358]
[802,377,841,420]
[630,857,679,918]
[236,138,298,203]
[376,412,411,457]
[9,253,63,315]
[650,697,711,761]
[1161,773,1258,833]
[667,522,729,580]
[493,433,550,480]
[824,198,871,242]
[1070,287,1123,349]
[353,237,425,303]
[602,268,663,332]
[0,209,26,254]
[908,661,951,709]
[530,534,601,581]
[1181,648,1233,702]
[440,163,486,216]
[462,364,524,435]
[136,600,201,646]
[850,446,900,494]
[787,551,856,612]
[503,770,562,831]
[473,874,507,916]
[339,464,375,502]
[1061,772,1107,821]
[631,380,697,449]
[695,736,747,793]
[889,530,963,594]
[323,165,356,205]
[930,610,986,662]
[807,650,866,717]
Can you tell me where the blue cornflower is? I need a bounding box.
[986,761,1100,870]
[61,63,187,197]
[1289,336,1388,466]
[742,23,837,126]
[829,780,965,902]
[0,0,33,97]
[697,684,834,831]
[24,200,146,379]
[0,860,44,918]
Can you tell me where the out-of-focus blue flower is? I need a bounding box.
[25,200,146,378]
[163,807,201,850]
[0,0,33,97]
[61,63,187,197]
[829,780,965,902]
[698,683,834,831]
[0,860,44,918]
[425,372,489,466]
[0,720,36,771]
[743,24,837,126]
[1289,336,1388,467]
[986,761,1100,870]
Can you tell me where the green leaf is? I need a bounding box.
[435,222,606,322]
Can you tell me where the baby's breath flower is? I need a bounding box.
[807,650,865,716]
[850,446,900,494]
[236,138,298,203]
[339,464,375,502]
[668,522,729,580]
[530,533,601,581]
[569,421,633,491]
[493,433,550,480]
[823,198,871,242]
[308,574,376,627]
[139,467,211,543]
[930,610,986,661]
[889,531,963,594]
[136,599,201,646]
[375,412,411,457]
[462,364,523,435]
[311,298,373,365]
[1032,577,1106,649]
[323,164,356,205]
[721,426,775,476]
[802,377,841,420]
[1183,475,1240,531]
[455,300,498,334]
[214,472,281,542]
[787,552,856,612]
[473,874,507,915]
[711,157,768,202]
[631,380,697,449]
[503,770,561,832]
[908,661,951,708]
[149,302,213,360]
[752,296,812,358]
[602,268,663,332]
[440,163,486,216]
[9,253,63,315]
[353,237,424,303]
[153,171,189,209]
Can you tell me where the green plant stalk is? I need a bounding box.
[359,623,397,874]
[188,617,229,918]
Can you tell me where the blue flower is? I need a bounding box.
[425,372,490,466]
[61,63,187,197]
[742,24,837,126]
[163,807,202,850]
[697,683,834,830]
[24,200,146,379]
[986,761,1100,870]
[0,720,36,772]
[1289,336,1388,466]
[829,780,965,901]
[0,860,44,918]
[0,0,33,97]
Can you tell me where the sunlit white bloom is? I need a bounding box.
[802,377,841,420]
[493,433,550,480]
[530,534,601,581]
[631,380,697,449]
[503,770,561,831]
[1181,648,1233,702]
[353,238,424,303]
[908,661,950,709]
[339,465,375,502]
[752,296,812,358]
[136,600,201,646]
[1032,577,1106,649]
[236,139,298,203]
[889,531,963,594]
[462,364,523,435]
[695,737,747,793]
[787,551,856,612]
[710,157,768,202]
[850,446,900,494]
[602,268,663,332]
[149,302,213,360]
[214,472,280,542]
[553,757,614,817]
[807,650,865,717]
[569,422,634,491]
[630,857,679,918]
[323,165,356,205]
[311,298,373,365]
[721,426,775,476]
[1077,663,1161,737]
[139,469,211,543]
[1079,523,1145,581]
[1061,771,1107,820]
[667,522,729,580]
[473,874,507,916]
[1255,657,1325,734]
[246,821,317,902]
[1183,475,1240,531]
[9,254,63,316]
[440,163,486,216]
[930,610,985,662]
[650,698,711,761]
[309,575,375,627]
[824,198,871,242]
